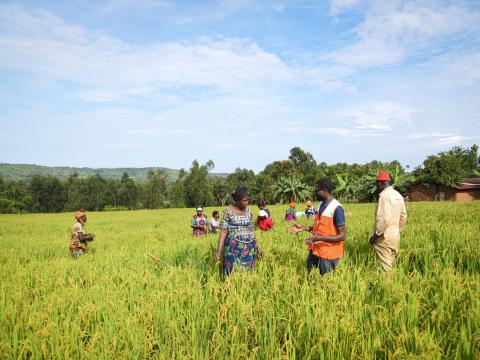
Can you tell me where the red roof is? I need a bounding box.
[452,177,480,190]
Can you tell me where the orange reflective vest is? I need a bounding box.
[309,199,344,260]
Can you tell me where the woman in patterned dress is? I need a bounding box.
[285,202,297,221]
[191,207,209,236]
[214,187,265,276]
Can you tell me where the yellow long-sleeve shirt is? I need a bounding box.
[374,186,407,240]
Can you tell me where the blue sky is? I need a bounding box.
[1,0,479,173]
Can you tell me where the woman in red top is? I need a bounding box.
[257,210,273,231]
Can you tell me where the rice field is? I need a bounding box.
[0,201,479,359]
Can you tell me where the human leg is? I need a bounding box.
[318,258,339,275]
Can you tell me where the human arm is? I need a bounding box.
[288,223,312,234]
[305,225,346,245]
[370,195,391,244]
[79,233,94,242]
[256,241,265,257]
[399,201,407,231]
[214,230,228,263]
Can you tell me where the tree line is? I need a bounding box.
[0,145,478,214]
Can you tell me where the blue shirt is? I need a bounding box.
[318,198,345,227]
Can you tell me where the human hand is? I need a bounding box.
[258,248,265,258]
[304,236,318,245]
[369,234,380,245]
[214,252,222,263]
[288,224,305,234]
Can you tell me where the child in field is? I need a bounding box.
[257,200,271,218]
[285,202,297,221]
[209,210,220,233]
[257,210,273,231]
[304,200,317,220]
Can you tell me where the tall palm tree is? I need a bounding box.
[274,176,312,203]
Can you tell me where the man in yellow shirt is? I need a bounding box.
[369,170,407,271]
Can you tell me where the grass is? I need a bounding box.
[0,201,479,359]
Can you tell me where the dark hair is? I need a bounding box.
[212,210,219,217]
[315,178,334,193]
[258,200,266,207]
[232,187,249,202]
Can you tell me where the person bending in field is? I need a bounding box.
[256,210,273,231]
[209,210,220,234]
[288,179,346,276]
[191,207,209,236]
[70,210,95,259]
[215,187,265,276]
[285,202,297,221]
[369,170,407,272]
[257,200,271,218]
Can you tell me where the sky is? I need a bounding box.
[1,0,479,173]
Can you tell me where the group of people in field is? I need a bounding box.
[69,169,407,277]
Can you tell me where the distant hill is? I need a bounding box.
[0,163,228,182]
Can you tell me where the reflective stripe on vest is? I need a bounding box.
[309,199,344,260]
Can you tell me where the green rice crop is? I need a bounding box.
[0,201,479,359]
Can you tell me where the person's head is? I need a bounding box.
[196,207,203,216]
[257,200,266,209]
[232,187,249,210]
[375,170,391,193]
[289,201,296,209]
[306,200,313,207]
[212,210,219,219]
[258,209,268,219]
[75,209,87,224]
[315,178,334,201]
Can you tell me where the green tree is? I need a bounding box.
[288,146,318,184]
[211,177,231,206]
[414,145,479,186]
[183,160,215,207]
[261,160,296,183]
[169,169,187,208]
[144,169,168,209]
[274,176,312,203]
[118,172,138,209]
[252,172,276,205]
[29,175,66,213]
[226,168,256,194]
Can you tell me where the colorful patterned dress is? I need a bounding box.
[285,208,296,221]
[220,207,258,276]
[70,221,87,259]
[192,215,209,236]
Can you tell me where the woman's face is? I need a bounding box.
[196,210,203,217]
[236,196,249,210]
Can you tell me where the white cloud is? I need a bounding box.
[407,132,471,147]
[341,102,414,131]
[0,3,360,100]
[437,135,468,145]
[328,1,480,69]
[426,51,480,88]
[329,0,364,16]
[124,128,189,135]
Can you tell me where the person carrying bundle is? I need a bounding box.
[70,210,95,259]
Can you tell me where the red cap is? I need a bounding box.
[376,170,391,181]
